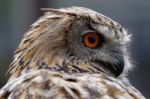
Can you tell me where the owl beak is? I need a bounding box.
[108,57,124,77]
[92,55,124,77]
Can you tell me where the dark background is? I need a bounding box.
[0,0,149,98]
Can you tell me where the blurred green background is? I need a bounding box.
[0,0,150,98]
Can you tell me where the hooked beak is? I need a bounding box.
[92,55,124,77]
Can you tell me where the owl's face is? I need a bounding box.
[66,18,125,77]
[63,13,131,77]
[10,7,132,79]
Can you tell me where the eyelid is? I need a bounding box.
[82,30,97,35]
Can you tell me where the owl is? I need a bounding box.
[0,7,145,99]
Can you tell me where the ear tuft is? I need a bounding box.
[40,8,66,15]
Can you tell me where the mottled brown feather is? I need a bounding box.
[0,6,145,99]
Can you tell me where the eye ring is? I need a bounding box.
[82,31,103,49]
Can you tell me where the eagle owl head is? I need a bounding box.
[9,7,132,81]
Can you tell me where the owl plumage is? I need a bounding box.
[0,7,145,99]
[0,70,144,99]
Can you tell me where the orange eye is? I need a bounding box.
[82,32,103,49]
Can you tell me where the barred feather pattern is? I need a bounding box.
[0,6,146,99]
[0,69,145,99]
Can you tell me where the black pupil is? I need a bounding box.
[88,36,95,43]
